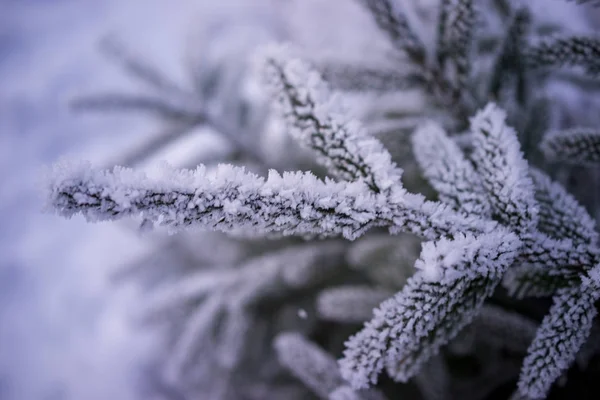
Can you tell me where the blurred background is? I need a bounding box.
[1,1,599,400]
[0,1,284,399]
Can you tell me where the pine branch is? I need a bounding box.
[412,120,491,216]
[339,231,520,388]
[148,242,345,384]
[503,264,582,299]
[318,63,427,92]
[524,36,600,76]
[99,36,186,95]
[540,128,600,165]
[46,161,496,241]
[469,103,538,234]
[262,47,404,193]
[562,0,600,7]
[530,167,598,244]
[143,242,346,314]
[438,0,476,96]
[436,0,452,68]
[488,7,531,103]
[519,233,600,272]
[356,0,426,64]
[70,93,203,122]
[518,277,600,399]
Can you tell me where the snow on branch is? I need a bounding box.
[503,264,582,299]
[469,103,538,234]
[262,46,404,194]
[518,233,600,272]
[412,121,490,216]
[518,281,600,399]
[524,36,600,75]
[438,0,476,93]
[530,167,598,244]
[540,128,600,165]
[356,0,426,64]
[46,159,497,241]
[339,230,520,388]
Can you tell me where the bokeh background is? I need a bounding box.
[0,1,281,399]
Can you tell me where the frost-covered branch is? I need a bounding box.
[412,120,490,216]
[469,103,538,234]
[488,7,531,102]
[317,63,427,92]
[518,276,600,399]
[47,156,497,241]
[530,168,598,244]
[262,47,404,193]
[339,231,520,387]
[356,0,426,64]
[540,128,600,165]
[503,264,582,299]
[438,0,476,94]
[524,36,600,75]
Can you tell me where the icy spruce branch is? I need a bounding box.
[412,120,490,217]
[469,103,538,235]
[519,271,600,399]
[340,101,600,394]
[317,63,427,93]
[46,161,495,241]
[524,36,600,75]
[99,36,186,96]
[488,7,531,101]
[49,52,501,242]
[262,46,405,194]
[356,0,426,64]
[530,167,598,244]
[503,264,582,299]
[438,0,476,94]
[339,230,521,388]
[540,128,600,165]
